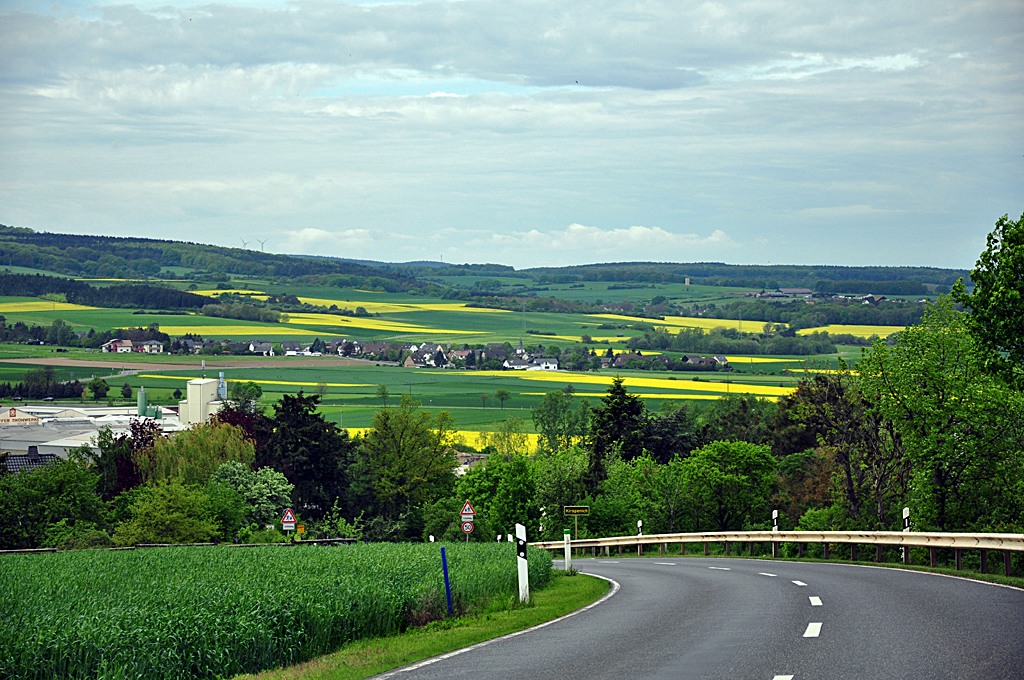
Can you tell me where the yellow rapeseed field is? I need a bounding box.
[797,324,904,338]
[0,301,99,312]
[138,374,371,388]
[283,313,478,334]
[588,313,782,333]
[344,428,542,449]
[469,370,793,397]
[147,325,324,336]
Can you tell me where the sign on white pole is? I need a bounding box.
[515,523,529,603]
[772,509,779,533]
[637,519,643,536]
[281,508,297,532]
[563,529,572,572]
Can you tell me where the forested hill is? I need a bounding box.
[0,225,426,291]
[522,262,969,289]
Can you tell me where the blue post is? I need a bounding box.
[441,546,453,615]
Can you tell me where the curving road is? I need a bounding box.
[375,557,1024,680]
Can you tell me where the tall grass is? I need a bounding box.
[0,543,551,680]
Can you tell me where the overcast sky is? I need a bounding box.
[1,0,1021,269]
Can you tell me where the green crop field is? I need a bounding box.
[0,543,552,680]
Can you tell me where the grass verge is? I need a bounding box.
[231,572,609,680]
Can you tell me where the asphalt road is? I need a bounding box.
[375,557,1024,680]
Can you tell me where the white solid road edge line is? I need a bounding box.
[373,574,622,678]
[803,622,822,637]
[809,596,823,606]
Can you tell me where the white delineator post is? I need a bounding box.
[902,507,910,564]
[563,529,572,572]
[637,519,643,557]
[515,523,529,603]
[772,509,779,558]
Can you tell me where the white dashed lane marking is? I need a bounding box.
[809,596,823,606]
[654,562,676,566]
[759,572,777,577]
[708,566,731,570]
[772,676,795,680]
[803,622,822,638]
[792,580,808,586]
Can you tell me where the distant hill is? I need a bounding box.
[0,225,431,292]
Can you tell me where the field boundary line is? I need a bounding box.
[372,574,620,678]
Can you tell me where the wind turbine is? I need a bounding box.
[240,238,250,249]
[257,238,267,252]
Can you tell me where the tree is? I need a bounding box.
[173,387,182,400]
[121,382,132,399]
[589,378,648,486]
[376,384,389,408]
[480,394,489,409]
[112,480,220,546]
[0,458,106,550]
[477,417,532,458]
[494,388,511,409]
[209,461,294,527]
[315,381,328,398]
[87,419,162,501]
[858,297,1024,531]
[311,337,326,353]
[228,381,263,412]
[350,396,458,531]
[531,390,590,453]
[88,377,109,401]
[680,440,776,531]
[266,391,356,520]
[953,212,1024,377]
[136,422,255,486]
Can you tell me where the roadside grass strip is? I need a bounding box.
[0,301,99,312]
[231,573,609,680]
[796,324,904,338]
[0,543,552,680]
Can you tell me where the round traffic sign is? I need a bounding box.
[462,521,474,534]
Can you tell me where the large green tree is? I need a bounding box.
[588,378,648,487]
[679,440,776,532]
[266,391,357,520]
[350,397,458,531]
[953,211,1024,378]
[858,297,1024,531]
[0,458,106,550]
[531,390,590,453]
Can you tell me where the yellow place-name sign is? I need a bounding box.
[563,506,590,516]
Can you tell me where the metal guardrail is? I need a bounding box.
[532,530,1024,576]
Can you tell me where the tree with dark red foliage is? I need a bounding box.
[212,402,274,468]
[93,418,163,501]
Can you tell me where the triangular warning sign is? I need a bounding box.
[460,501,476,516]
[281,508,297,523]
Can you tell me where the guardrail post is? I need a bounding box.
[980,549,987,573]
[929,547,937,567]
[748,541,754,556]
[618,544,622,556]
[954,548,962,571]
[725,541,731,556]
[876,545,883,563]
[1004,550,1012,577]
[823,543,830,559]
[704,542,709,556]
[851,544,857,561]
[680,541,686,555]
[797,543,804,558]
[903,543,911,565]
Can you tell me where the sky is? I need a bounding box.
[0,0,1021,270]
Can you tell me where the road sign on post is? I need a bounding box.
[564,506,589,541]
[462,521,474,534]
[515,523,529,603]
[460,501,476,521]
[281,508,296,532]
